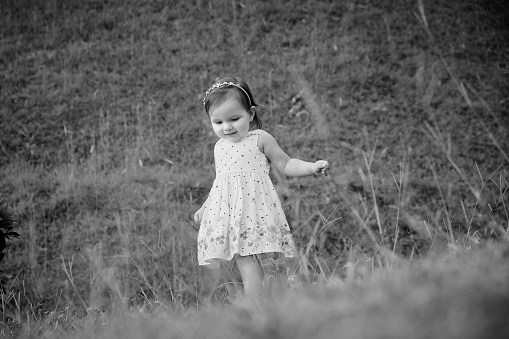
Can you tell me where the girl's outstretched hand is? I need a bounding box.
[194,208,204,225]
[313,160,330,176]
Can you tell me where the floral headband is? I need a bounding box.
[202,81,252,106]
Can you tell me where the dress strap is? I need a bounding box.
[248,129,264,151]
[248,129,263,140]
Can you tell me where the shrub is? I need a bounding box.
[0,198,21,294]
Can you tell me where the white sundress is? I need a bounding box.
[197,129,297,267]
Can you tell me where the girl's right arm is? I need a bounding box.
[194,198,208,225]
[195,143,217,225]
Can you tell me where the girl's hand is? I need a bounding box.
[194,208,204,225]
[313,160,330,176]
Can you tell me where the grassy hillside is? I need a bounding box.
[1,0,508,337]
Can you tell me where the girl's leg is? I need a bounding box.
[225,261,243,301]
[236,255,264,297]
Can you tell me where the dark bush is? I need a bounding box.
[0,198,21,294]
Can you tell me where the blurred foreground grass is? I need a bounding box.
[8,243,509,339]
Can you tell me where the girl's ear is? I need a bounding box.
[249,106,255,121]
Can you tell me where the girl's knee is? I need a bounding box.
[235,255,263,274]
[236,254,255,266]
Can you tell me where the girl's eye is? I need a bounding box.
[214,121,222,125]
[231,118,239,121]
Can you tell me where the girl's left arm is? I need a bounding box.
[259,131,329,177]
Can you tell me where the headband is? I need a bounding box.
[202,81,252,106]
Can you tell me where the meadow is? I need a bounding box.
[1,0,508,337]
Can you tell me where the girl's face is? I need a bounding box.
[209,95,253,142]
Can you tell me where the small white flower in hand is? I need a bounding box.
[314,160,330,176]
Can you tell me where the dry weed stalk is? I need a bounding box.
[292,205,342,284]
[288,65,330,137]
[391,162,405,256]
[60,254,88,312]
[423,121,481,202]
[362,146,383,237]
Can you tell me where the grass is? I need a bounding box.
[1,0,508,337]
[6,242,509,339]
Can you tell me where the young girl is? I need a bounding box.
[194,76,329,298]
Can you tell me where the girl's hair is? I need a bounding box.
[203,76,262,130]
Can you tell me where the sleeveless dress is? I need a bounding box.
[198,129,297,267]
